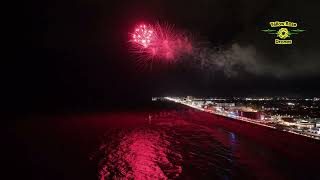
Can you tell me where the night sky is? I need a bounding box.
[9,0,320,112]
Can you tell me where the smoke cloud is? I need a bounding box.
[191,43,320,78]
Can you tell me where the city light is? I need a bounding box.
[162,96,320,140]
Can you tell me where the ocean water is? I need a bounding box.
[91,109,318,180]
[13,103,320,180]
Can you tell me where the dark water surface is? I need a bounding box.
[13,102,320,179]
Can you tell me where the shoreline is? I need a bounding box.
[165,97,320,140]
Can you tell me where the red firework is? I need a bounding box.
[129,22,192,70]
[132,24,154,48]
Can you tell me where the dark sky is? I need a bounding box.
[8,0,320,112]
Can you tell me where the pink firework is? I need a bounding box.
[132,24,154,48]
[129,22,193,70]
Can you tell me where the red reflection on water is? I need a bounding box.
[99,128,182,180]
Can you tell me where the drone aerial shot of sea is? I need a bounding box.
[11,101,320,180]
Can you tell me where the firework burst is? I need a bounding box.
[129,22,193,70]
[132,24,154,48]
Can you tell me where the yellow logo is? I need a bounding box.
[262,21,305,45]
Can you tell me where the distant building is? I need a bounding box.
[263,115,273,120]
[239,111,262,120]
[309,127,320,135]
[229,107,263,120]
[296,120,314,129]
[281,117,296,126]
[281,118,315,129]
[214,103,235,107]
[186,96,194,102]
[204,101,213,105]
